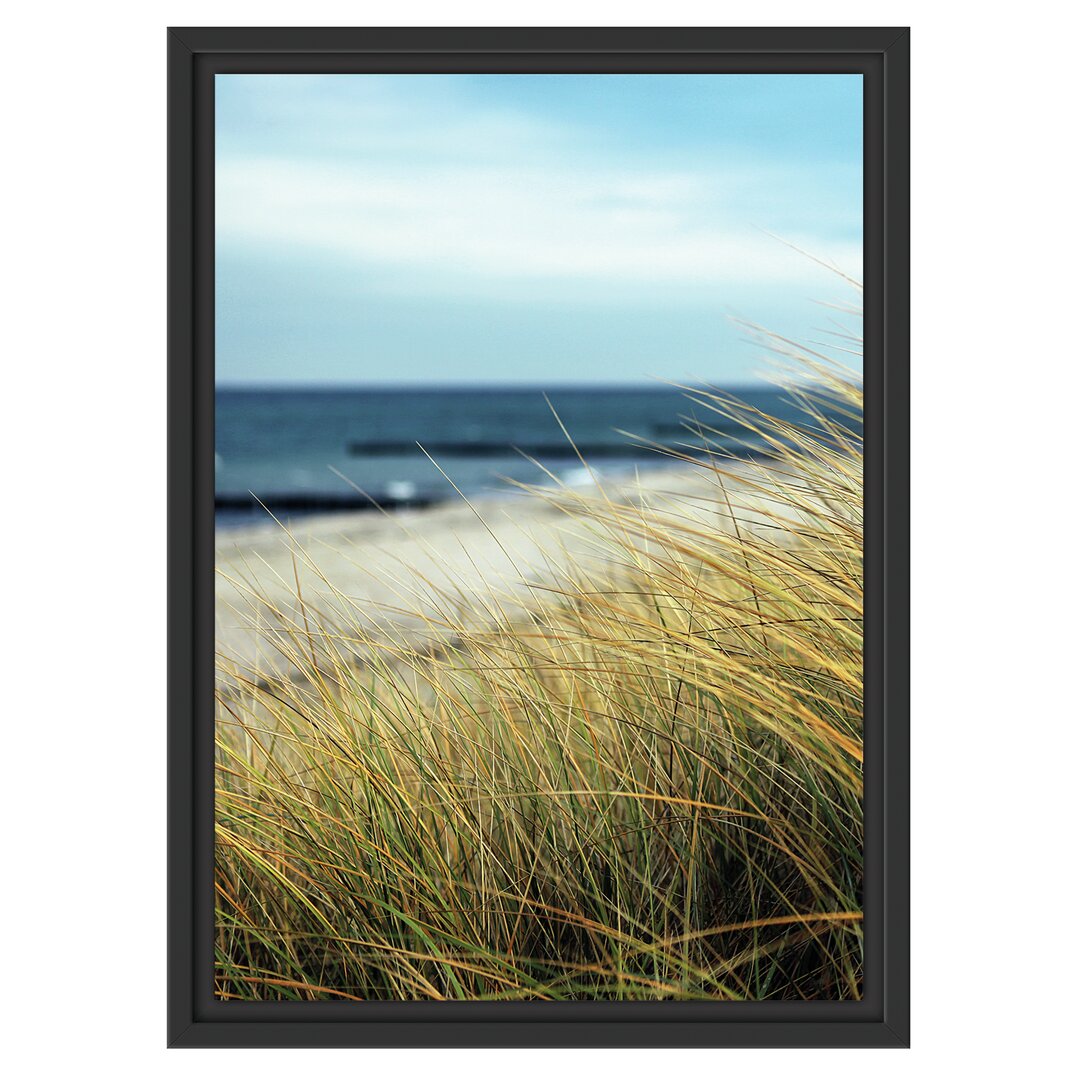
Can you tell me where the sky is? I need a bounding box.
[216,74,862,386]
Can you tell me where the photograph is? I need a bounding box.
[212,71,866,1003]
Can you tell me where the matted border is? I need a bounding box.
[168,26,909,1048]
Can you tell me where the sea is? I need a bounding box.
[215,385,835,530]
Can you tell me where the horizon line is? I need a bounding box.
[215,379,780,392]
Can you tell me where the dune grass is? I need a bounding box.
[214,350,864,1002]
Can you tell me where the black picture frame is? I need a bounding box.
[168,25,909,1048]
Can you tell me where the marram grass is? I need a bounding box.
[214,354,863,1002]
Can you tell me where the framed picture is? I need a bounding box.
[168,26,909,1047]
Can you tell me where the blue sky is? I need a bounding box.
[216,74,862,386]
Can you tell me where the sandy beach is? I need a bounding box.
[214,463,768,688]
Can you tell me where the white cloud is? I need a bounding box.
[216,155,861,297]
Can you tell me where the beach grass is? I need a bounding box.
[214,344,864,1001]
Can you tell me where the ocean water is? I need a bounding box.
[215,385,828,529]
